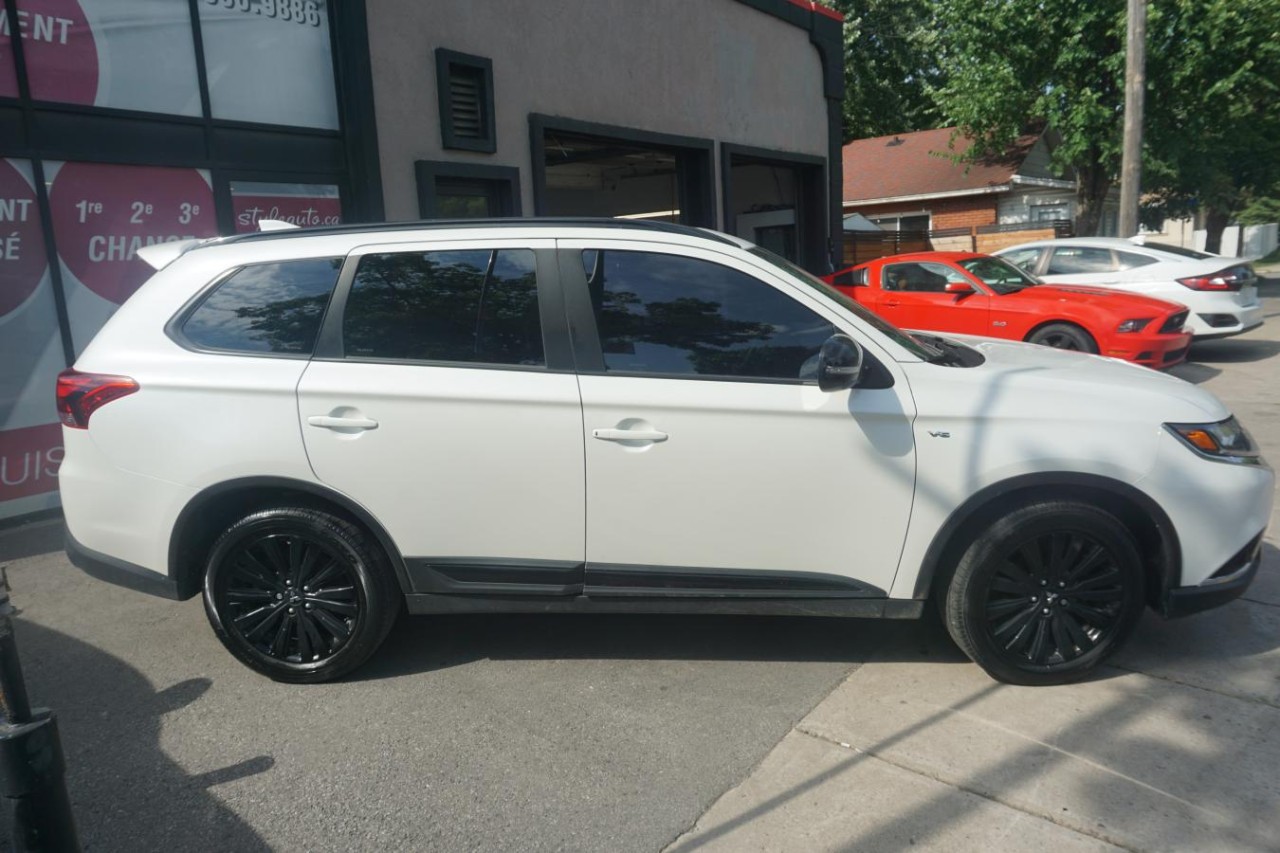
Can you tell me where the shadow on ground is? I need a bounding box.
[1,620,271,851]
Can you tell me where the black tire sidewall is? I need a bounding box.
[945,502,1145,686]
[1029,323,1097,353]
[203,507,397,683]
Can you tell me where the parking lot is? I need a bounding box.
[3,277,1278,851]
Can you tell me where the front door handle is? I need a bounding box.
[883,300,902,308]
[593,428,668,443]
[308,415,379,431]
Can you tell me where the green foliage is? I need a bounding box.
[1237,196,1280,228]
[829,0,942,140]
[1143,0,1280,229]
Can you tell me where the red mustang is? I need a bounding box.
[825,251,1193,368]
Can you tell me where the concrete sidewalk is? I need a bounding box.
[668,296,1280,852]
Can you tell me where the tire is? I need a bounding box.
[1026,322,1098,353]
[203,507,400,683]
[942,501,1145,686]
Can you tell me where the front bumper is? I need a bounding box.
[1104,329,1194,369]
[1161,532,1264,618]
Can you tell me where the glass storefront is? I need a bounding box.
[0,0,351,519]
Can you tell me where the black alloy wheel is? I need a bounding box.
[981,531,1130,669]
[944,500,1145,686]
[204,507,399,683]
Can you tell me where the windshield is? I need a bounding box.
[957,256,1040,294]
[747,247,934,360]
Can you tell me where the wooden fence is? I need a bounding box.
[841,220,1073,268]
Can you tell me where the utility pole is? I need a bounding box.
[1118,0,1148,237]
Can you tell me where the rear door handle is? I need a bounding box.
[884,300,901,308]
[593,428,668,443]
[308,415,379,431]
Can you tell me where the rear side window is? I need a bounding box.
[581,249,835,381]
[180,258,342,355]
[1115,250,1157,270]
[1047,247,1116,275]
[343,249,543,366]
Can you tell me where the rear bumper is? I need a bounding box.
[65,529,185,600]
[1161,532,1263,618]
[1187,303,1264,338]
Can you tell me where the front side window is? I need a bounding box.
[881,262,968,293]
[1047,247,1116,275]
[180,258,341,354]
[582,250,835,381]
[343,249,543,366]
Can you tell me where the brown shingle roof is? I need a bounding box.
[842,127,1038,204]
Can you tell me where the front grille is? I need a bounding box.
[1160,310,1189,334]
[1163,346,1189,364]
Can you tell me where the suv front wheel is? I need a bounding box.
[202,507,400,683]
[943,501,1145,686]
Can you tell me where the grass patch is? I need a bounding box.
[1258,246,1280,266]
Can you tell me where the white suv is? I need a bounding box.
[58,220,1272,686]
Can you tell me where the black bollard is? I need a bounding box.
[0,567,80,851]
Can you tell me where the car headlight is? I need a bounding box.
[1117,318,1152,333]
[1165,417,1262,464]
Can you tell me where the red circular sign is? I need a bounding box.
[0,160,48,318]
[49,162,216,305]
[15,0,98,105]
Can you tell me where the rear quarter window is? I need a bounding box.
[177,258,342,355]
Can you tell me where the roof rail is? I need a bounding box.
[215,217,738,247]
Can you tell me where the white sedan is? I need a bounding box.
[995,237,1264,339]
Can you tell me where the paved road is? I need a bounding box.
[3,279,1278,851]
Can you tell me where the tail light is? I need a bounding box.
[1177,264,1255,291]
[56,369,139,429]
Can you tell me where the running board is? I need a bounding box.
[404,594,924,619]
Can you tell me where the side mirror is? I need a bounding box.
[818,334,864,392]
[944,281,974,294]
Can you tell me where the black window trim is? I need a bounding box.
[313,246,574,372]
[165,256,344,359]
[435,48,496,154]
[414,160,522,218]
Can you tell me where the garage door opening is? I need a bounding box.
[532,118,713,227]
[723,146,826,272]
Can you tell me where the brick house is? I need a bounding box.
[841,127,1119,237]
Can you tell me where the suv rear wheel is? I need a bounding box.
[943,501,1145,686]
[202,507,400,683]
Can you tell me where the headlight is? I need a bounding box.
[1165,417,1262,464]
[1117,318,1152,333]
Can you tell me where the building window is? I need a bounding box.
[435,49,496,153]
[415,161,521,218]
[869,213,930,232]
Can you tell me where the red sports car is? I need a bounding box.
[825,251,1193,368]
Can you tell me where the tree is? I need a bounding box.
[1142,0,1280,252]
[829,0,942,141]
[927,0,1128,236]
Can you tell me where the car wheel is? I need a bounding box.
[943,501,1145,686]
[1026,323,1098,353]
[203,507,400,683]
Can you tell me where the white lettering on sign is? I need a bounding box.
[236,205,340,228]
[1,232,19,261]
[0,198,34,222]
[0,11,75,45]
[0,446,62,487]
[87,234,197,263]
